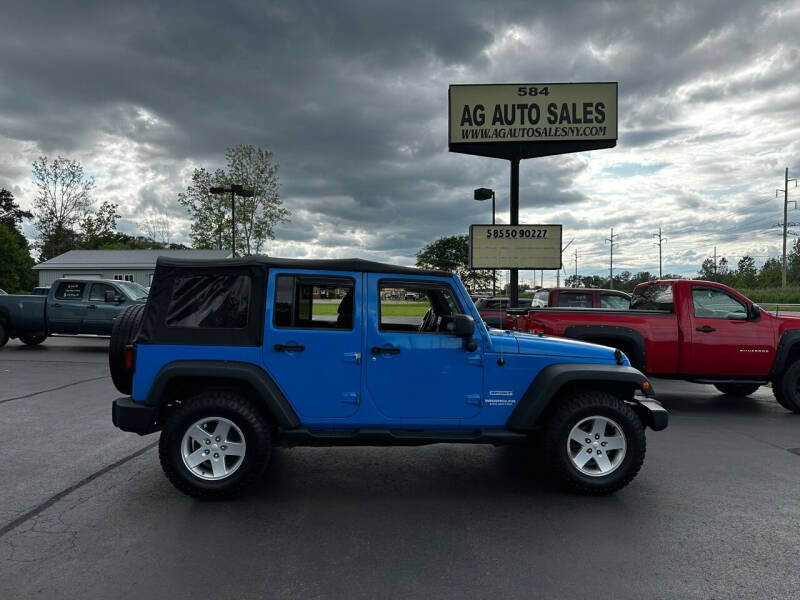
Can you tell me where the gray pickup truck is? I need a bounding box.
[0,278,148,347]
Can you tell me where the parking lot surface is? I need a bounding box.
[1,336,799,599]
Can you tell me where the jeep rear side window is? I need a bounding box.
[165,274,250,328]
[379,282,461,333]
[273,275,354,330]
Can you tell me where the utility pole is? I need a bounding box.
[605,228,617,289]
[574,248,578,281]
[652,226,666,279]
[777,167,799,288]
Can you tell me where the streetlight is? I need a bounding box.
[474,187,497,296]
[209,184,254,257]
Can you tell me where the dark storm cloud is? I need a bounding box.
[0,0,798,272]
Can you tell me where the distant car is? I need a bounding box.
[474,296,533,329]
[31,287,50,296]
[531,288,631,309]
[404,292,417,301]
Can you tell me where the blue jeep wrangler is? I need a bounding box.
[110,257,667,498]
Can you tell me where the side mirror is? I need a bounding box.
[453,314,475,338]
[453,314,478,352]
[748,304,761,321]
[104,290,115,303]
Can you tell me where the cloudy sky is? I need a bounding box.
[1,0,799,284]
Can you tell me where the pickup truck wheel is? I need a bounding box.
[18,334,47,346]
[109,304,145,395]
[713,383,761,397]
[774,361,800,413]
[159,390,271,499]
[544,391,646,495]
[0,322,8,348]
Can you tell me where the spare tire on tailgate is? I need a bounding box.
[109,304,145,395]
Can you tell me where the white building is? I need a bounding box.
[33,249,232,287]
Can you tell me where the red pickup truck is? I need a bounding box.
[509,279,800,412]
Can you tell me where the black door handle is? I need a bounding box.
[371,346,401,355]
[696,326,716,333]
[88,304,97,309]
[274,344,305,352]
[53,303,62,308]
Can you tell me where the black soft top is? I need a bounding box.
[155,256,452,278]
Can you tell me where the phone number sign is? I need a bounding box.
[469,224,563,269]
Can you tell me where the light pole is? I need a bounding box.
[210,184,254,257]
[474,187,496,296]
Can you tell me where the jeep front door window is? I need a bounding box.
[367,277,482,420]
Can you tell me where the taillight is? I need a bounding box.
[124,346,134,370]
[529,320,545,334]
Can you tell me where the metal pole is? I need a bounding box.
[231,189,236,258]
[492,190,496,296]
[509,158,519,307]
[783,167,789,288]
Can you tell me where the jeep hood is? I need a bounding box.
[488,330,620,362]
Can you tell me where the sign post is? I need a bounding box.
[449,82,618,305]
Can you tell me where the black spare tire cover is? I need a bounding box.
[109,304,145,395]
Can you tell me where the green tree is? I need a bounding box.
[787,239,800,284]
[736,255,757,288]
[0,189,35,293]
[79,201,121,248]
[32,156,95,260]
[225,144,288,255]
[697,257,716,281]
[178,145,289,255]
[178,168,231,250]
[415,234,492,291]
[758,257,782,287]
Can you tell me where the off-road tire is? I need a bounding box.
[159,390,271,499]
[773,361,800,413]
[713,383,761,397]
[0,321,8,348]
[109,304,145,395]
[18,334,47,346]
[543,391,646,495]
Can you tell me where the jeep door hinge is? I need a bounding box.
[341,392,360,405]
[465,394,481,407]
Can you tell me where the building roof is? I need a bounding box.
[34,249,232,270]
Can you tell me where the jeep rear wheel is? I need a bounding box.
[159,390,271,499]
[544,391,646,495]
[774,361,800,413]
[713,383,761,397]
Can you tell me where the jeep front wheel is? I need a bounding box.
[543,391,646,495]
[159,390,271,498]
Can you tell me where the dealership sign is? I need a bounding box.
[449,83,617,158]
[469,224,563,270]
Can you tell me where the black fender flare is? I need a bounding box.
[145,360,300,429]
[563,325,646,371]
[506,363,656,431]
[771,329,800,379]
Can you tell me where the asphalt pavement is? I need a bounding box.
[1,336,799,599]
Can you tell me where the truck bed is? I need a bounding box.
[522,307,680,374]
